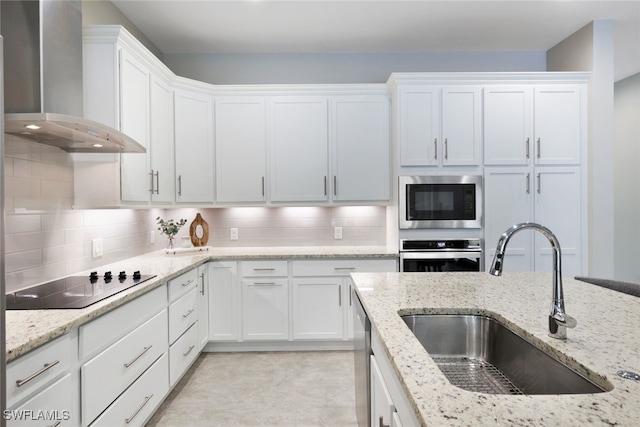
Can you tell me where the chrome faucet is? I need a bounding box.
[489,222,577,340]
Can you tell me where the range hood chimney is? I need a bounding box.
[1,0,145,153]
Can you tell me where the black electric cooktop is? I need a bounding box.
[5,271,157,310]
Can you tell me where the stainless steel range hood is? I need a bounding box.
[1,0,145,154]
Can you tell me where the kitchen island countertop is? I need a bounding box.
[351,271,640,426]
[5,245,397,362]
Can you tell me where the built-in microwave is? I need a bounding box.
[399,175,482,229]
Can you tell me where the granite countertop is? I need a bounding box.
[5,245,397,362]
[352,271,640,426]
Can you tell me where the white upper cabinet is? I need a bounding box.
[174,88,215,203]
[149,76,175,203]
[331,95,390,202]
[215,97,267,203]
[270,96,329,203]
[484,84,582,166]
[398,85,481,167]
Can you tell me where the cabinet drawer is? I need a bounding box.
[90,353,169,427]
[169,323,199,386]
[168,268,199,302]
[6,334,72,408]
[241,260,288,277]
[82,310,168,425]
[169,287,198,344]
[7,374,74,427]
[79,285,166,359]
[291,259,397,276]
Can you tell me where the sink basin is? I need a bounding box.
[401,314,611,395]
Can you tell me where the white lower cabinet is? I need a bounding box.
[208,261,241,342]
[242,278,289,341]
[292,278,344,340]
[81,309,168,425]
[371,355,396,427]
[6,374,75,427]
[90,353,169,427]
[169,324,200,386]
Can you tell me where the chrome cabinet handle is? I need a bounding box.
[178,175,182,196]
[182,279,195,287]
[526,137,530,159]
[324,176,327,196]
[253,282,277,285]
[149,169,155,193]
[155,171,160,195]
[200,273,205,295]
[526,173,530,194]
[123,345,153,368]
[48,422,61,427]
[253,268,275,271]
[537,173,541,193]
[338,285,342,306]
[16,360,60,387]
[433,138,438,159]
[125,394,154,424]
[262,176,265,197]
[183,345,196,357]
[182,308,195,318]
[444,138,448,159]
[334,176,337,196]
[334,267,356,271]
[537,137,541,159]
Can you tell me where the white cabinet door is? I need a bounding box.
[484,166,581,276]
[197,263,209,350]
[242,279,289,340]
[7,374,75,427]
[441,86,482,166]
[208,262,240,341]
[399,86,440,166]
[371,355,395,427]
[292,278,344,340]
[270,96,329,202]
[398,85,481,167]
[215,96,267,203]
[119,49,150,202]
[534,167,582,277]
[484,167,533,272]
[331,96,390,202]
[149,75,174,203]
[534,86,582,165]
[174,89,215,203]
[484,85,533,165]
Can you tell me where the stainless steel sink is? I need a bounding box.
[401,314,611,395]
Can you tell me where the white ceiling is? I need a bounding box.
[110,0,640,81]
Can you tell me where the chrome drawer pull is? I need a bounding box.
[182,308,195,318]
[183,345,196,357]
[253,268,275,271]
[48,422,61,427]
[254,282,277,285]
[125,394,154,424]
[16,360,60,387]
[123,345,153,368]
[182,279,194,287]
[334,267,356,271]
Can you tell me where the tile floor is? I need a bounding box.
[146,351,358,427]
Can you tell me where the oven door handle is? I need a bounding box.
[400,251,482,260]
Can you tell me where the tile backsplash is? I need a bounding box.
[4,139,387,292]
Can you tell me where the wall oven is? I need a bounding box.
[399,175,482,229]
[400,238,483,272]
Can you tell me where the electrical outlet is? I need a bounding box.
[334,227,343,240]
[92,238,104,258]
[230,228,239,241]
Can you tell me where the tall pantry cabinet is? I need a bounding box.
[483,82,587,276]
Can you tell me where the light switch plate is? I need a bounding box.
[92,238,104,258]
[230,228,239,241]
